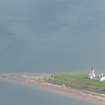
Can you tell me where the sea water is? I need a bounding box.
[0,80,95,105]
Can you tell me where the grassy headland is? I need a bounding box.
[46,73,105,94]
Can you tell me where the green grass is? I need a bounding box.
[47,73,105,93]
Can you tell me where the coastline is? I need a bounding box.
[1,74,105,105]
[35,82,105,105]
[12,79,105,105]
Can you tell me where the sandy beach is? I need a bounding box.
[1,75,105,105]
[15,79,105,105]
[37,83,105,105]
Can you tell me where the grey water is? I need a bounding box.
[0,80,95,105]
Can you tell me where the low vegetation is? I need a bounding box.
[46,73,105,93]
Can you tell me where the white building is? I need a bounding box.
[88,68,105,82]
[99,73,105,82]
[88,67,96,80]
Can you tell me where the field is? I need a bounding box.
[47,73,105,93]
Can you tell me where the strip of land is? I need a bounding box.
[0,73,105,105]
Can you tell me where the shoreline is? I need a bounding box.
[8,79,105,105]
[33,82,105,105]
[1,75,105,105]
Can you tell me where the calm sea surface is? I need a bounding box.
[0,80,95,105]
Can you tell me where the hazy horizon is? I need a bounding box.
[0,0,105,72]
